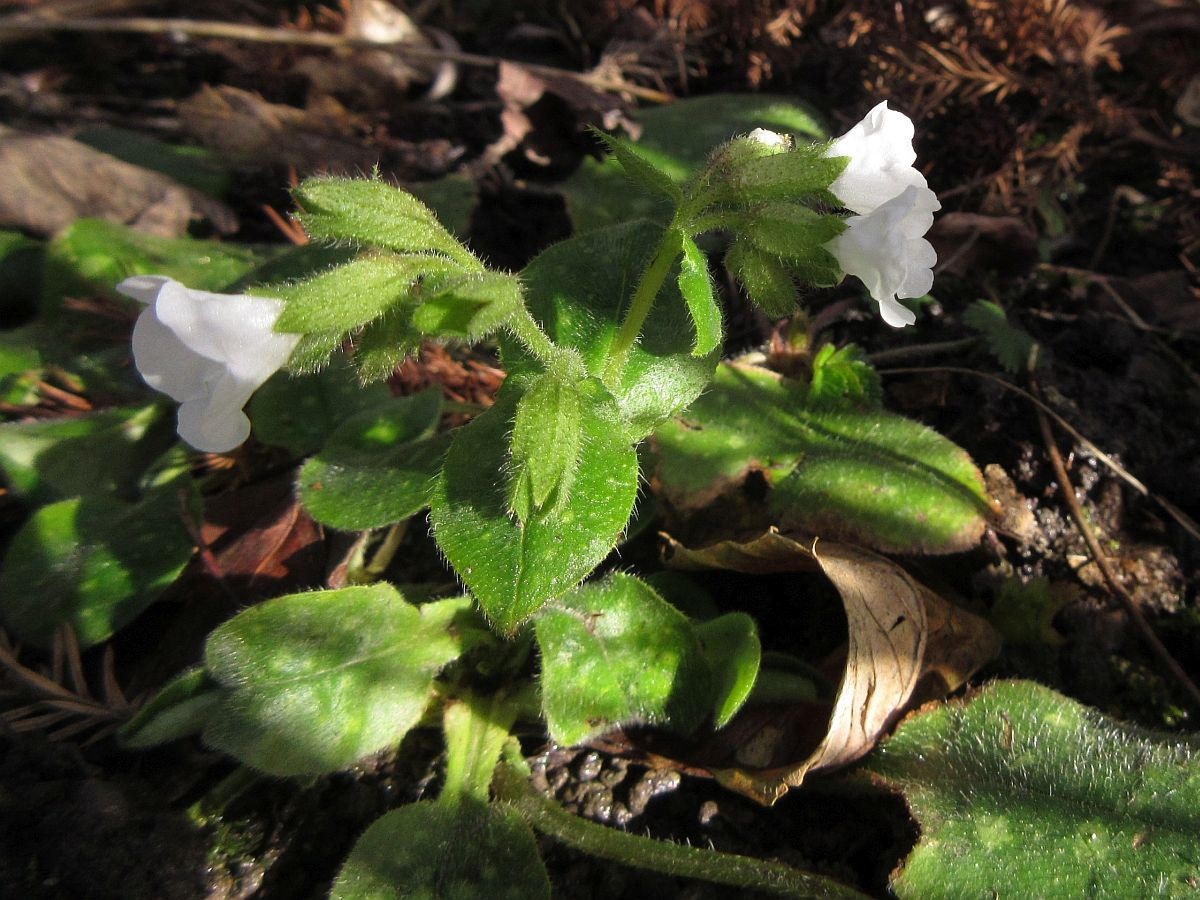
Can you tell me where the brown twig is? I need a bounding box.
[1031,372,1200,714]
[0,15,675,103]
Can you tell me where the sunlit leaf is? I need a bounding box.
[203,587,472,776]
[298,390,449,530]
[431,379,638,632]
[653,362,996,554]
[536,573,712,745]
[868,680,1200,899]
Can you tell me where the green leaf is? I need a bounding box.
[504,220,718,439]
[352,306,424,383]
[0,404,172,503]
[75,126,231,198]
[0,474,196,648]
[696,613,761,729]
[409,270,524,341]
[729,146,847,207]
[594,130,683,202]
[331,800,549,900]
[507,371,583,522]
[738,203,845,286]
[653,362,995,554]
[430,380,639,632]
[806,343,881,410]
[535,573,713,745]
[868,680,1200,899]
[272,253,461,334]
[43,219,266,309]
[963,299,1037,374]
[295,176,479,269]
[725,242,798,317]
[298,390,450,530]
[249,364,392,456]
[562,95,829,232]
[677,235,723,356]
[203,587,470,776]
[118,667,221,749]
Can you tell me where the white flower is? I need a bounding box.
[827,185,940,328]
[117,275,299,452]
[826,101,929,215]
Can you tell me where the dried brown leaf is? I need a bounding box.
[662,529,1000,804]
[0,125,236,237]
[178,85,377,173]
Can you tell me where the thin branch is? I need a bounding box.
[1032,374,1200,713]
[0,15,674,103]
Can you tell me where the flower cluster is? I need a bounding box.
[118,275,298,452]
[824,101,940,327]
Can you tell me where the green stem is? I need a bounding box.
[506,305,558,366]
[494,764,869,900]
[363,521,407,579]
[441,692,519,808]
[603,226,682,386]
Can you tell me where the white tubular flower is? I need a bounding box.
[826,101,929,215]
[827,185,940,328]
[117,275,299,452]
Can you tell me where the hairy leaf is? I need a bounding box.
[298,389,448,530]
[431,380,638,632]
[653,362,996,554]
[869,680,1200,899]
[536,573,712,745]
[203,586,471,776]
[332,800,549,900]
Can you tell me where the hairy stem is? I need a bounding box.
[505,305,558,366]
[494,764,869,899]
[603,227,682,386]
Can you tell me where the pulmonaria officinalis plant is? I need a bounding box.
[104,99,1006,899]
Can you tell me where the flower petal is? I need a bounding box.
[826,102,929,215]
[827,185,939,328]
[120,275,299,452]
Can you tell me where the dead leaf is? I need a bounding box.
[484,61,639,170]
[660,529,1001,804]
[0,125,236,238]
[125,474,326,693]
[984,463,1037,543]
[178,85,378,173]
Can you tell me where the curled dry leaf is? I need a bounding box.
[661,529,1000,805]
[0,126,236,238]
